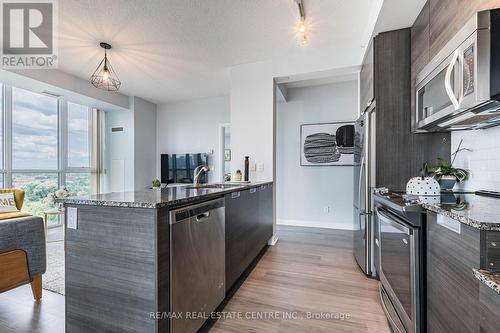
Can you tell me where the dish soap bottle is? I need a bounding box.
[234,169,242,182]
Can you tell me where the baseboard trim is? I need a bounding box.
[277,219,354,230]
[267,234,279,246]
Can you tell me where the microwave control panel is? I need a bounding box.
[463,45,475,97]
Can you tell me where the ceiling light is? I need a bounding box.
[90,42,121,92]
[294,0,310,46]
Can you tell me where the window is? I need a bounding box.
[12,87,58,170]
[67,102,90,168]
[66,173,91,196]
[12,173,58,216]
[0,85,98,218]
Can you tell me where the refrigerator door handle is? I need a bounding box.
[357,156,365,234]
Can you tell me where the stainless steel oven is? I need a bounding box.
[374,192,425,333]
[415,9,500,131]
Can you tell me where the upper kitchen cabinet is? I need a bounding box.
[429,0,500,59]
[359,38,374,114]
[411,1,430,80]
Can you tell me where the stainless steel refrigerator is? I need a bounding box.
[353,102,376,276]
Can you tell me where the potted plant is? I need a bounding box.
[428,158,469,190]
[152,179,161,189]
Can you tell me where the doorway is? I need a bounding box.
[219,124,231,181]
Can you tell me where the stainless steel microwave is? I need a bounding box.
[415,9,500,132]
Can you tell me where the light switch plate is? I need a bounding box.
[67,207,78,230]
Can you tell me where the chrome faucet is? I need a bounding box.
[193,165,209,186]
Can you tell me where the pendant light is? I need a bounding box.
[90,42,121,91]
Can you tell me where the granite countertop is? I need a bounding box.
[59,182,273,209]
[473,268,500,295]
[422,192,500,231]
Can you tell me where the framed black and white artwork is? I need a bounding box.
[300,122,355,166]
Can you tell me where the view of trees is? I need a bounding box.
[14,173,90,225]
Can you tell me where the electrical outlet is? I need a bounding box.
[250,163,257,172]
[324,206,330,213]
[257,163,264,172]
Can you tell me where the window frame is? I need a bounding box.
[0,84,93,196]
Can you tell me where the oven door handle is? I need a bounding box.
[376,208,411,235]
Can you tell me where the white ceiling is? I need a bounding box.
[56,0,380,104]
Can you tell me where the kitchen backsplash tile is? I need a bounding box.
[451,126,500,192]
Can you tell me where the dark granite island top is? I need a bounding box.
[60,181,274,333]
[422,192,500,231]
[60,181,272,209]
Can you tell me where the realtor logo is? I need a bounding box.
[1,0,58,68]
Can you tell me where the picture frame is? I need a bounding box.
[300,122,355,166]
[224,149,232,161]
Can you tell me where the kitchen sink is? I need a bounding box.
[186,183,242,190]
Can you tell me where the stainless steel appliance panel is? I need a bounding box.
[170,199,225,333]
[377,206,421,333]
[414,9,500,131]
[353,104,375,276]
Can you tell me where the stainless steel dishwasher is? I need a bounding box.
[169,198,225,333]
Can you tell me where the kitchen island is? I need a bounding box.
[60,182,274,333]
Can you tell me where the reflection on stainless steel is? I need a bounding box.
[169,199,225,333]
[353,103,376,276]
[375,192,424,333]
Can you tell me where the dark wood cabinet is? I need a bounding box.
[373,29,413,191]
[358,28,450,191]
[259,184,273,244]
[428,0,500,60]
[411,2,430,80]
[426,212,481,333]
[479,283,500,332]
[225,185,273,291]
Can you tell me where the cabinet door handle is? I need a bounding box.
[250,188,257,194]
[231,192,241,199]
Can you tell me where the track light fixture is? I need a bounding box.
[294,0,310,46]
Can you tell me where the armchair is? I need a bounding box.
[0,189,46,300]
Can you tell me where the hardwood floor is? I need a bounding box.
[0,284,64,333]
[0,225,389,333]
[208,226,390,333]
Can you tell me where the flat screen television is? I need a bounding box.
[160,153,208,184]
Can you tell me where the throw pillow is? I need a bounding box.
[0,192,19,213]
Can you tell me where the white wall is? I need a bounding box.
[103,108,135,192]
[229,50,362,240]
[133,97,157,190]
[103,96,157,193]
[451,127,500,192]
[229,50,362,183]
[156,95,230,183]
[276,81,358,230]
